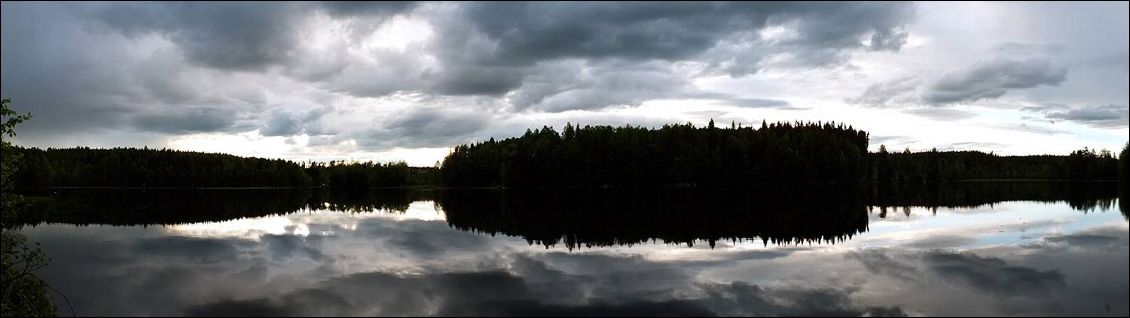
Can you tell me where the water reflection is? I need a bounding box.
[12,182,1130,316]
[439,187,869,249]
[13,189,423,226]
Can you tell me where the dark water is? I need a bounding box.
[14,183,1130,316]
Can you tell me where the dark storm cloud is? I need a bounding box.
[0,4,137,137]
[133,107,241,134]
[361,105,494,149]
[318,1,419,17]
[86,2,417,71]
[924,57,1068,105]
[447,2,914,66]
[260,110,303,136]
[352,1,919,108]
[507,61,698,111]
[3,1,919,148]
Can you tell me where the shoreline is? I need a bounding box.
[36,179,1123,191]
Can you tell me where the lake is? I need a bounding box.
[14,183,1130,316]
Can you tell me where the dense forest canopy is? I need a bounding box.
[442,121,871,187]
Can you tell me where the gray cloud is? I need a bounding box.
[847,77,919,106]
[1041,105,1129,129]
[1083,51,1128,73]
[133,107,240,134]
[318,1,419,18]
[260,110,303,137]
[414,1,916,101]
[359,105,495,149]
[184,253,904,317]
[725,98,792,108]
[87,2,417,71]
[88,2,304,71]
[2,2,917,151]
[852,54,1074,110]
[924,252,1066,297]
[1019,104,1128,129]
[903,108,977,120]
[924,57,1067,105]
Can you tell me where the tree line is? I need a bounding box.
[442,121,1126,187]
[10,188,427,227]
[7,122,1128,191]
[871,145,1122,184]
[442,120,871,187]
[8,146,431,191]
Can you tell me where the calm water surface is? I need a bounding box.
[15,184,1130,316]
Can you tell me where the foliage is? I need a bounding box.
[1,98,56,317]
[441,121,870,187]
[1120,142,1129,183]
[8,147,422,191]
[304,161,408,189]
[870,147,1120,183]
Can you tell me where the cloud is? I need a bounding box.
[363,105,495,149]
[924,57,1067,105]
[133,107,241,134]
[87,2,305,71]
[260,110,303,137]
[183,253,904,317]
[5,1,1127,161]
[446,2,913,67]
[318,1,419,18]
[718,97,793,108]
[850,51,1071,109]
[903,108,977,120]
[847,76,920,106]
[924,252,1066,297]
[1041,105,1129,129]
[2,2,918,152]
[86,2,417,71]
[1019,104,1128,129]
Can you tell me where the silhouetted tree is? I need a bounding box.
[1,97,55,317]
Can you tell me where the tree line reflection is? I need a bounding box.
[438,187,870,249]
[11,183,1127,248]
[11,189,419,227]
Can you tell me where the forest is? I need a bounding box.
[8,146,427,191]
[6,121,1128,191]
[441,121,1125,187]
[442,121,871,187]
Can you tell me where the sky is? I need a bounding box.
[1,1,1127,166]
